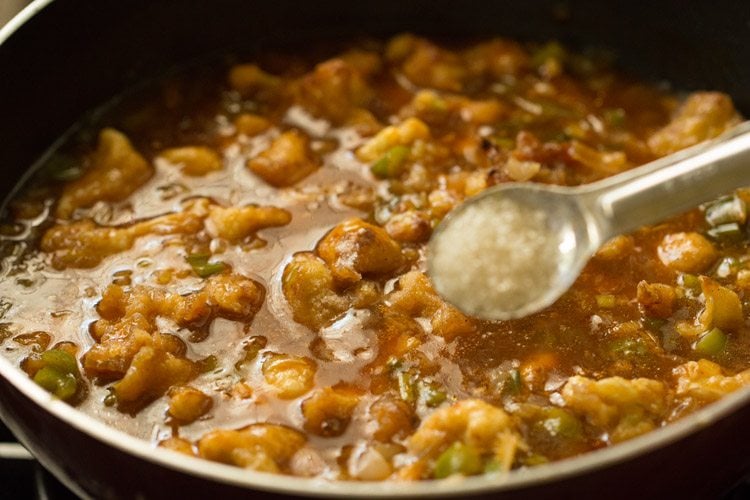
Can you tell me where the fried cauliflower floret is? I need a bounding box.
[401,90,506,126]
[41,220,141,269]
[356,117,430,162]
[347,444,393,481]
[456,96,505,125]
[83,328,171,381]
[281,252,379,331]
[338,49,383,77]
[674,359,750,403]
[114,342,197,410]
[41,210,204,269]
[234,113,272,136]
[159,437,196,456]
[648,92,740,156]
[402,399,523,478]
[386,34,467,92]
[84,274,263,410]
[207,204,291,242]
[262,354,317,399]
[698,276,744,332]
[384,210,432,243]
[301,386,361,437]
[247,130,319,187]
[594,235,635,260]
[503,156,541,182]
[83,326,197,411]
[568,140,628,175]
[92,274,265,342]
[198,424,306,472]
[45,197,288,269]
[159,146,222,176]
[92,285,189,340]
[282,252,352,331]
[462,38,529,78]
[168,386,214,424]
[228,64,281,94]
[367,396,415,442]
[316,218,404,285]
[636,281,677,319]
[657,232,718,273]
[561,375,669,442]
[56,128,153,219]
[292,58,373,124]
[201,273,266,320]
[388,271,476,340]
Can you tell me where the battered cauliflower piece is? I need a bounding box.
[114,340,197,410]
[42,220,144,270]
[159,146,222,176]
[281,252,379,331]
[356,117,430,162]
[198,424,306,473]
[384,210,432,243]
[657,232,718,273]
[83,329,181,382]
[648,92,740,156]
[56,128,153,219]
[698,276,744,332]
[636,281,677,319]
[569,140,628,175]
[41,211,204,269]
[462,38,529,78]
[234,113,272,136]
[168,386,213,424]
[92,273,265,342]
[402,399,523,478]
[595,235,635,261]
[316,218,404,285]
[85,273,265,407]
[301,386,361,437]
[207,204,291,242]
[82,325,197,411]
[247,130,319,187]
[44,199,290,268]
[674,359,750,402]
[201,273,267,319]
[228,64,281,94]
[159,437,196,456]
[401,90,506,126]
[338,48,383,77]
[282,252,351,331]
[367,396,415,442]
[388,271,476,340]
[262,354,317,399]
[292,58,373,124]
[386,35,467,92]
[561,375,669,442]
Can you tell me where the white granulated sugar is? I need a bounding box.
[430,196,558,318]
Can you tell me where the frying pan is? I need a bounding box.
[1,1,750,498]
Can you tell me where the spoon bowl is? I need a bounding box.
[427,183,599,320]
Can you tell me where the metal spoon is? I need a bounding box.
[427,121,750,320]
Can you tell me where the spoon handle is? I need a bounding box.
[580,121,750,239]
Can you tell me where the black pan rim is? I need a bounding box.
[1,0,750,496]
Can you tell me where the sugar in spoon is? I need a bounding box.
[427,121,750,320]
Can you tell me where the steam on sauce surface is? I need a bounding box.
[0,35,748,480]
